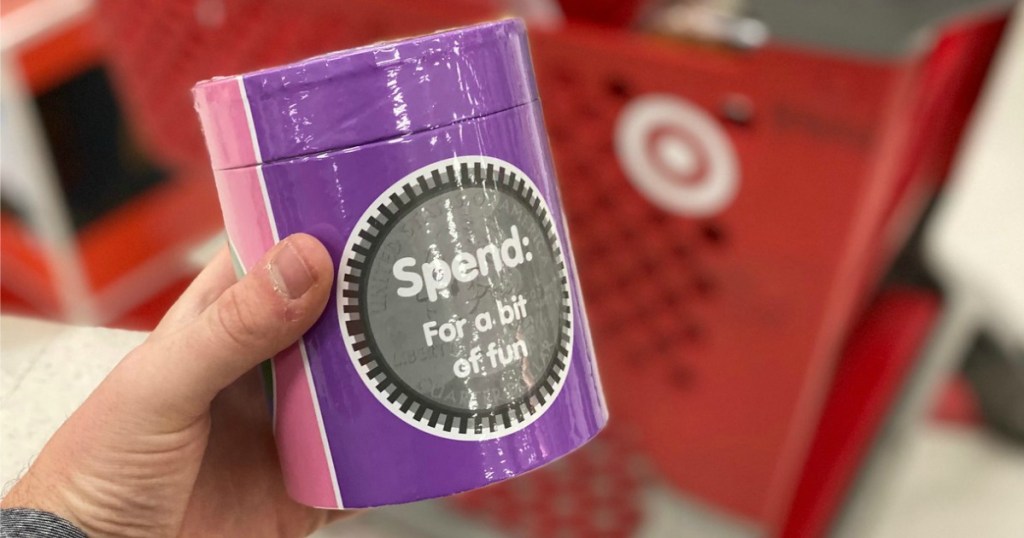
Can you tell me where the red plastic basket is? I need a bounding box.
[526,17,1003,527]
[451,427,647,537]
[95,0,498,170]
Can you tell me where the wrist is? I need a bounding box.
[2,472,81,528]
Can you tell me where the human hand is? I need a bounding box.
[2,234,351,537]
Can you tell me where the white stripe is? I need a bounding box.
[225,234,245,274]
[300,339,345,508]
[226,236,278,432]
[269,359,278,434]
[237,77,342,509]
[236,76,263,163]
[236,77,279,242]
[256,165,280,242]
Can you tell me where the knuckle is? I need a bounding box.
[212,287,266,349]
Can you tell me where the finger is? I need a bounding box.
[124,233,334,420]
[155,246,238,333]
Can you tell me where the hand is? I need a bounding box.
[2,234,351,537]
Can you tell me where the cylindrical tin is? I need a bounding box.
[193,19,606,508]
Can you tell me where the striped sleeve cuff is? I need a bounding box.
[1,508,87,538]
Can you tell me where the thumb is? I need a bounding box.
[127,233,334,420]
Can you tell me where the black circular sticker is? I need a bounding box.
[338,156,573,440]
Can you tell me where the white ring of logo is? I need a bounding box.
[615,94,739,217]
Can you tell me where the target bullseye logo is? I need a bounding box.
[615,94,739,216]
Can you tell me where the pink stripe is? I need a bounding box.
[213,167,275,270]
[204,80,338,506]
[273,343,340,508]
[214,166,338,506]
[193,76,259,170]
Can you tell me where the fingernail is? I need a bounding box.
[268,241,315,299]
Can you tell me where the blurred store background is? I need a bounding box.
[1,0,1022,537]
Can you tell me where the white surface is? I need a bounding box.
[870,425,1024,538]
[0,316,145,491]
[3,315,1024,536]
[927,9,1024,350]
[833,12,1024,538]
[835,290,986,538]
[0,0,93,53]
[319,483,761,538]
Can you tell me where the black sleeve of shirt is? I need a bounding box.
[1,509,87,538]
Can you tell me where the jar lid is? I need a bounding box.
[193,18,537,170]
